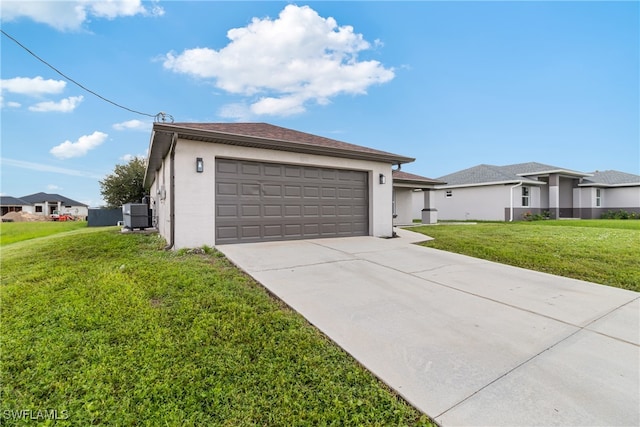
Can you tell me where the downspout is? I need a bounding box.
[509,182,522,222]
[164,132,178,250]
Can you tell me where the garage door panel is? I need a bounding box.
[216,159,368,244]
[241,205,260,217]
[285,205,301,216]
[218,183,238,195]
[217,205,237,217]
[285,185,302,197]
[264,205,282,217]
[241,163,260,175]
[304,169,320,179]
[304,186,320,198]
[263,184,282,197]
[241,183,260,196]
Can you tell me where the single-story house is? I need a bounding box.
[0,196,31,216]
[434,162,640,221]
[392,170,445,225]
[1,193,88,218]
[144,122,437,248]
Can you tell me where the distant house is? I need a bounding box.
[392,170,444,225]
[434,162,640,221]
[0,196,30,216]
[14,192,88,218]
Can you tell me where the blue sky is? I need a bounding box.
[1,1,638,207]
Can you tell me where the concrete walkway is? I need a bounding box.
[217,229,639,426]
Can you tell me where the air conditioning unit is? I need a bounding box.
[122,203,150,229]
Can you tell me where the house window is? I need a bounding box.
[35,206,43,213]
[522,187,530,207]
[445,190,452,198]
[596,188,601,207]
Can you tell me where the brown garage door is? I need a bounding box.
[215,158,368,244]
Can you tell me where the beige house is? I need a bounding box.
[144,122,438,248]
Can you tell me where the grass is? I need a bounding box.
[0,221,87,246]
[410,220,640,292]
[1,227,432,426]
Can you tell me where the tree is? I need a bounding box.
[99,157,147,208]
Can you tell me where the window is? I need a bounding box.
[522,187,530,207]
[35,206,43,213]
[445,190,452,198]
[595,188,601,207]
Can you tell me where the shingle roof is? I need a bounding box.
[581,170,640,186]
[500,162,589,177]
[436,162,595,188]
[167,122,412,159]
[146,122,415,187]
[0,196,30,206]
[436,164,542,187]
[392,170,444,185]
[20,192,87,206]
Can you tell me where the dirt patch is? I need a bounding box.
[1,211,47,222]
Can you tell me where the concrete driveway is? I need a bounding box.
[217,228,639,426]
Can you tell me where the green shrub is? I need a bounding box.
[600,209,639,220]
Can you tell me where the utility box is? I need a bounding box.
[122,203,150,229]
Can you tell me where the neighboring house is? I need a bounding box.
[392,170,444,225]
[0,196,31,216]
[144,122,420,248]
[18,192,89,218]
[578,170,640,218]
[434,162,640,221]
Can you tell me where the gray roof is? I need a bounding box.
[499,162,589,177]
[436,164,543,187]
[580,170,640,187]
[437,162,593,188]
[0,196,30,206]
[20,192,87,206]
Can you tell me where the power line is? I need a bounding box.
[1,28,173,122]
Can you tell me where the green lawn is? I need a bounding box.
[0,220,87,245]
[410,220,640,292]
[1,228,432,426]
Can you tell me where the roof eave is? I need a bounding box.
[518,169,592,178]
[145,124,415,187]
[578,182,640,188]
[435,180,546,189]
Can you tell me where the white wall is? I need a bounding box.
[150,138,395,249]
[602,186,640,208]
[435,185,511,221]
[393,188,414,225]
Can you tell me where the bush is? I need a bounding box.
[601,210,639,220]
[522,210,551,221]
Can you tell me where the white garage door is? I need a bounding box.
[215,158,368,244]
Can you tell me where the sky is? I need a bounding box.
[1,0,638,207]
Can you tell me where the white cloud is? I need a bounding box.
[1,157,103,179]
[47,184,62,191]
[29,95,84,112]
[1,0,164,31]
[50,131,108,159]
[163,5,394,117]
[112,119,151,131]
[120,153,145,162]
[1,76,67,96]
